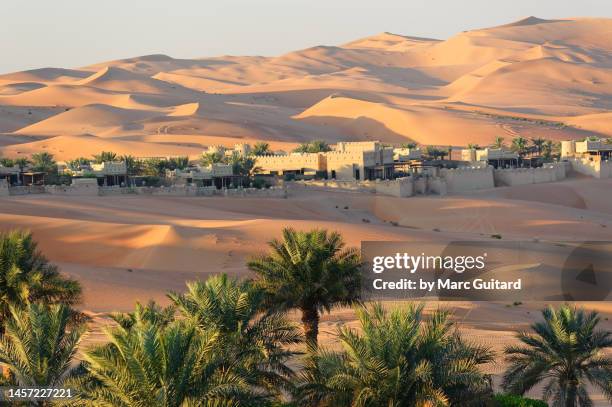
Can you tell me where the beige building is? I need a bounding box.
[393,147,422,162]
[167,164,234,187]
[326,141,394,180]
[253,141,395,181]
[461,148,519,168]
[255,153,325,176]
[561,139,612,179]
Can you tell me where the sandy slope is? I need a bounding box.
[1,17,610,159]
[1,181,612,403]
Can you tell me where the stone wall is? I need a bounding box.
[567,157,612,179]
[0,179,8,197]
[374,177,414,197]
[493,163,567,186]
[439,167,495,194]
[296,180,376,193]
[45,178,99,196]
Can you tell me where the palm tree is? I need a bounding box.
[168,274,302,397]
[467,143,480,150]
[293,140,331,154]
[532,138,546,156]
[201,152,225,166]
[0,303,85,394]
[92,151,118,164]
[30,152,57,175]
[70,314,261,406]
[253,142,272,156]
[14,157,30,185]
[0,230,81,332]
[248,228,361,347]
[494,136,505,149]
[401,142,418,150]
[109,300,176,331]
[503,305,612,407]
[0,158,15,167]
[511,137,528,156]
[119,155,139,176]
[296,303,494,406]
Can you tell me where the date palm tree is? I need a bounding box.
[511,137,528,157]
[92,151,118,164]
[494,136,505,149]
[14,157,30,185]
[296,303,494,406]
[248,228,361,347]
[503,305,612,407]
[168,274,302,397]
[0,230,81,332]
[252,142,272,156]
[69,308,263,406]
[0,303,85,393]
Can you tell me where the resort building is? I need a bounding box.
[0,164,21,185]
[325,141,394,180]
[252,141,395,181]
[167,163,235,188]
[64,161,129,186]
[461,148,519,168]
[393,147,423,162]
[255,153,326,177]
[561,139,612,178]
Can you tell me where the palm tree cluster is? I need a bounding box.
[293,140,332,154]
[1,228,611,406]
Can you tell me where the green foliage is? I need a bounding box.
[424,146,448,160]
[400,142,418,149]
[248,228,361,346]
[494,393,548,407]
[67,157,90,171]
[253,142,272,156]
[296,303,494,406]
[0,303,85,388]
[169,274,302,398]
[494,136,505,149]
[0,230,81,331]
[293,140,331,153]
[30,152,57,173]
[69,315,264,406]
[0,157,15,167]
[511,137,528,156]
[201,151,225,166]
[503,305,612,406]
[92,151,118,164]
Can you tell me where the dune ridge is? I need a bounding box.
[0,17,610,159]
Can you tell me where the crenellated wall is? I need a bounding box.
[493,163,567,186]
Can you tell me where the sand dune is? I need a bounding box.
[16,104,159,136]
[0,16,610,158]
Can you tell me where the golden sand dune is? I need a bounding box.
[0,17,610,158]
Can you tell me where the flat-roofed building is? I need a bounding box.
[461,148,519,168]
[394,148,422,162]
[561,139,612,178]
[0,165,21,185]
[326,141,394,180]
[255,153,326,176]
[167,163,234,187]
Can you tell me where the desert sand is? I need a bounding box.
[1,15,611,403]
[2,176,612,402]
[1,17,610,160]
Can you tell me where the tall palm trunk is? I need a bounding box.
[301,305,319,347]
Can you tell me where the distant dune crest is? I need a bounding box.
[0,16,610,159]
